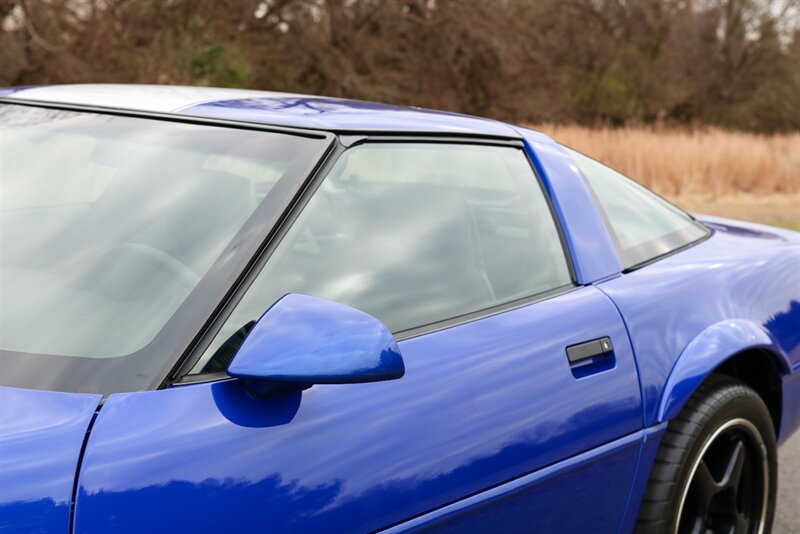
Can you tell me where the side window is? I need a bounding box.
[191,143,572,373]
[563,146,708,269]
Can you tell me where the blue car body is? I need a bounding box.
[0,85,798,533]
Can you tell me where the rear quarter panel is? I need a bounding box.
[597,216,800,438]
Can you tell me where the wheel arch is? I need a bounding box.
[657,319,790,435]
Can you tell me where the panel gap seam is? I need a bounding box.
[69,398,105,534]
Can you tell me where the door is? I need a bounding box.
[73,141,643,533]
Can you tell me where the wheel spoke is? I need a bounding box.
[695,460,721,498]
[719,439,746,492]
[687,519,706,534]
[688,460,719,523]
[734,512,750,534]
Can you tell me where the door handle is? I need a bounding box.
[566,337,615,378]
[566,337,613,364]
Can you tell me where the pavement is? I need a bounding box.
[776,429,800,533]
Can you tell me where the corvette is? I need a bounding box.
[0,84,798,534]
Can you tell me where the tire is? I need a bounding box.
[635,374,777,534]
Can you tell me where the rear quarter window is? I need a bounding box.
[563,146,709,269]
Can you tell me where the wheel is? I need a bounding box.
[636,374,777,534]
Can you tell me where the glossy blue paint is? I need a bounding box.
[379,428,644,533]
[597,214,800,433]
[514,126,623,284]
[228,293,404,391]
[658,319,791,422]
[182,96,521,136]
[617,424,668,534]
[74,287,642,533]
[0,386,101,534]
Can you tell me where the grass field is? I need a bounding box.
[534,125,800,231]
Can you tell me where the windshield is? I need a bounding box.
[0,103,324,394]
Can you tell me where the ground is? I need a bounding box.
[777,430,800,532]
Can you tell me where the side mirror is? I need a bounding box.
[227,294,405,397]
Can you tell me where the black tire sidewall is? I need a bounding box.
[669,382,778,534]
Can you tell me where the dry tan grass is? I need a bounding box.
[667,193,800,231]
[533,125,800,230]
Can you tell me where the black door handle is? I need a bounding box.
[566,337,613,364]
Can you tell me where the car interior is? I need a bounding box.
[196,143,573,373]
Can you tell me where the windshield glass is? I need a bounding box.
[0,103,323,394]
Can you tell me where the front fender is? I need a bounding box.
[657,319,791,423]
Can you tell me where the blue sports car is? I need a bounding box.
[0,85,798,534]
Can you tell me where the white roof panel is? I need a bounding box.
[6,84,305,112]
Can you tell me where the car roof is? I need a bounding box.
[1,84,522,137]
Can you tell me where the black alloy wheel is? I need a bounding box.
[636,374,777,534]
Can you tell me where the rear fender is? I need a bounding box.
[657,319,791,423]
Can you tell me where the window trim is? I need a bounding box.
[0,96,331,140]
[393,283,576,341]
[621,228,713,273]
[561,144,711,272]
[173,136,578,383]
